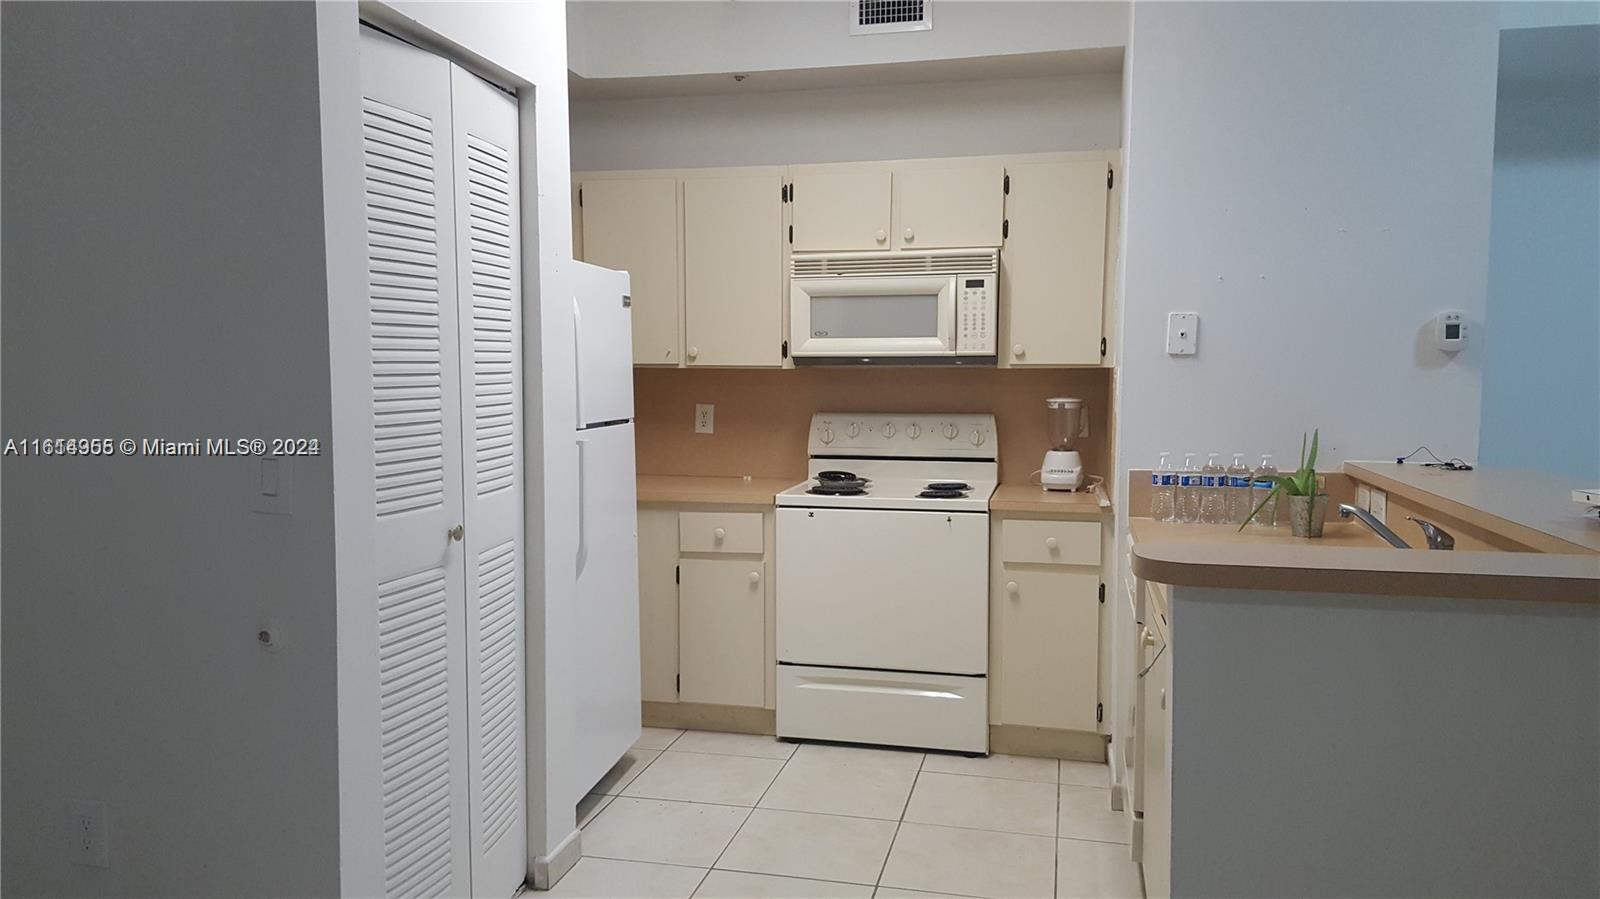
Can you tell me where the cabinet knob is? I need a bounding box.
[1012,343,1025,358]
[903,228,915,242]
[874,229,887,243]
[749,571,762,585]
[1005,580,1019,596]
[713,527,726,541]
[686,346,699,360]
[1045,536,1059,551]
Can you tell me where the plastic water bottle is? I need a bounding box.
[1251,454,1280,528]
[1151,453,1177,521]
[1200,453,1227,523]
[1226,453,1253,524]
[1177,453,1202,523]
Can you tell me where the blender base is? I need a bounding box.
[1040,449,1083,491]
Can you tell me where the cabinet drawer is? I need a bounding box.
[679,511,764,554]
[999,519,1099,566]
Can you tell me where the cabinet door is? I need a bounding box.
[579,178,681,365]
[1001,161,1109,366]
[679,558,766,707]
[791,167,891,251]
[684,174,784,366]
[1141,617,1172,899]
[894,165,1005,250]
[998,565,1100,731]
[637,507,680,704]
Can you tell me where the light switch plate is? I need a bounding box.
[1166,313,1198,355]
[694,404,714,434]
[253,457,293,515]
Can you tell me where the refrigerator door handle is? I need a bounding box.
[575,437,589,577]
[572,295,585,429]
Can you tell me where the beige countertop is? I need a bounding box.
[1345,461,1600,555]
[637,475,795,506]
[1130,518,1600,604]
[989,484,1110,515]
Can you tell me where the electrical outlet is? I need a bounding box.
[694,404,714,434]
[66,799,109,868]
[1369,488,1388,524]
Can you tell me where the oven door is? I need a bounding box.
[789,275,956,359]
[776,507,987,674]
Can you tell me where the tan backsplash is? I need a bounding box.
[634,367,1112,485]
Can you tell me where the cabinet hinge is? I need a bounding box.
[781,339,789,359]
[1003,173,1010,195]
[578,187,583,207]
[676,673,681,694]
[675,564,680,585]
[1002,219,1009,239]
[1098,583,1106,603]
[1096,702,1104,724]
[782,183,789,202]
[1107,167,1114,190]
[788,224,793,244]
[1100,337,1107,358]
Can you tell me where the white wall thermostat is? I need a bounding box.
[1433,310,1468,352]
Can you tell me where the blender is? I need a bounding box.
[1041,397,1085,491]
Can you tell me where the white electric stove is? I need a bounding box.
[775,413,997,755]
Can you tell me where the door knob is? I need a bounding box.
[713,527,726,541]
[1045,536,1059,550]
[903,228,915,242]
[749,571,762,585]
[686,346,699,360]
[1005,581,1019,596]
[874,229,887,243]
[448,524,465,542]
[1012,344,1025,358]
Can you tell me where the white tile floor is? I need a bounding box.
[555,728,1143,899]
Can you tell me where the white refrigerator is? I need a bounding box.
[571,261,642,795]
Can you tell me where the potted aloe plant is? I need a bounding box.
[1241,430,1328,537]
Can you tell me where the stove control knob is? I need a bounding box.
[882,422,896,438]
[820,428,834,445]
[971,430,985,447]
[848,422,861,438]
[943,423,959,440]
[907,424,921,439]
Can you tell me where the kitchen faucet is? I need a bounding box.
[1337,504,1455,549]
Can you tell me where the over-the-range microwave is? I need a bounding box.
[788,249,998,364]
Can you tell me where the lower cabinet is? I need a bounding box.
[637,503,773,710]
[679,559,766,706]
[989,514,1106,734]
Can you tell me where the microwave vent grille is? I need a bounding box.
[791,250,997,278]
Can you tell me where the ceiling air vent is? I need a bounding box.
[851,0,932,35]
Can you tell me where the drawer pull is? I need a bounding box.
[1045,536,1059,551]
[713,527,726,541]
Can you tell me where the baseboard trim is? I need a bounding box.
[989,724,1108,761]
[643,701,776,734]
[530,827,582,891]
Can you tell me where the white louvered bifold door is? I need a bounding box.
[447,64,525,899]
[360,27,473,899]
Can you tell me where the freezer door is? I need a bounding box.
[573,261,635,428]
[574,422,642,792]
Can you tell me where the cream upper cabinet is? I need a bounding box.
[683,173,785,367]
[637,507,681,704]
[997,565,1101,731]
[579,177,681,366]
[894,165,1005,249]
[678,558,766,707]
[1001,160,1110,366]
[790,167,892,251]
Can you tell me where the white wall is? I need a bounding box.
[1,3,343,895]
[569,0,1129,79]
[571,74,1122,171]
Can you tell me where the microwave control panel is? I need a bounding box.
[956,275,997,355]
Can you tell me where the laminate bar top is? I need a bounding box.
[1130,518,1600,605]
[1344,461,1600,555]
[637,474,797,506]
[989,484,1110,515]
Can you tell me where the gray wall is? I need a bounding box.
[1170,586,1599,897]
[1478,24,1600,481]
[1,3,342,895]
[570,73,1123,171]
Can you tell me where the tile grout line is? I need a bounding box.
[872,750,925,893]
[698,733,798,888]
[1054,758,1063,899]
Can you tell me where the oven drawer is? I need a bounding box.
[999,519,1099,566]
[777,664,988,754]
[679,511,764,554]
